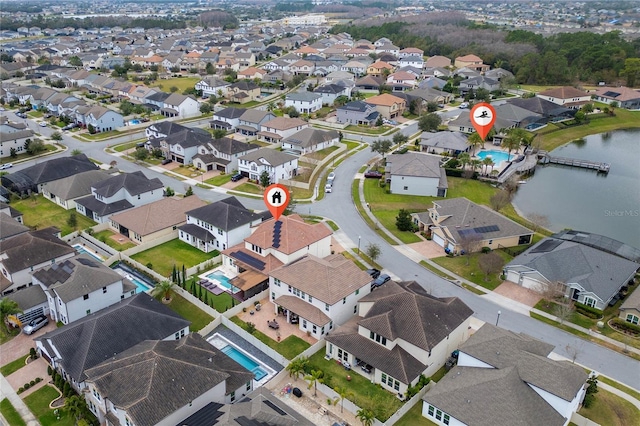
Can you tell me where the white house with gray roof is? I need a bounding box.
[422,324,588,426]
[195,76,230,99]
[236,109,276,137]
[504,237,639,310]
[32,255,137,325]
[419,131,470,156]
[41,170,112,210]
[192,137,260,173]
[281,128,338,155]
[284,92,322,114]
[386,152,448,197]
[237,148,298,184]
[326,280,473,399]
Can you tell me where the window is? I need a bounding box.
[370,332,387,346]
[246,381,251,391]
[308,295,313,303]
[175,332,180,340]
[271,292,275,300]
[584,297,597,308]
[343,297,346,304]
[354,305,357,314]
[443,414,450,425]
[302,320,307,328]
[274,278,281,287]
[381,373,387,384]
[435,409,442,421]
[325,303,330,311]
[312,325,317,334]
[83,294,89,300]
[86,309,91,315]
[428,405,434,416]
[329,344,333,354]
[103,286,107,294]
[230,391,235,402]
[218,228,223,235]
[355,289,359,295]
[626,314,639,325]
[403,186,408,190]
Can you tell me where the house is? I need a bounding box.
[41,170,113,210]
[399,47,424,58]
[269,254,373,339]
[1,154,98,195]
[236,109,276,137]
[422,324,589,426]
[145,121,207,142]
[366,61,393,78]
[221,215,332,300]
[326,280,473,399]
[385,153,448,197]
[284,92,323,114]
[0,227,76,295]
[76,105,124,132]
[258,117,309,144]
[237,67,266,80]
[355,75,384,91]
[0,209,28,242]
[336,100,380,126]
[281,127,339,155]
[179,196,264,253]
[398,55,424,69]
[504,233,639,311]
[458,76,500,95]
[35,294,190,391]
[592,86,640,109]
[162,93,200,117]
[75,171,164,224]
[0,129,35,158]
[313,83,351,106]
[161,127,213,165]
[237,148,298,184]
[228,81,260,104]
[109,196,206,244]
[195,77,230,99]
[448,112,514,134]
[365,93,406,119]
[211,107,245,131]
[192,137,260,173]
[454,54,489,72]
[386,71,418,90]
[5,285,49,326]
[536,86,591,109]
[32,256,137,325]
[485,67,514,82]
[340,61,367,76]
[505,97,575,123]
[419,131,470,156]
[425,56,451,69]
[83,334,254,426]
[619,287,640,325]
[412,198,534,253]
[289,59,315,76]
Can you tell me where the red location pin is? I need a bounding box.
[264,183,290,221]
[470,102,497,140]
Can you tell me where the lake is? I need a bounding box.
[513,129,640,249]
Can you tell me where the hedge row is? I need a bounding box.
[611,318,640,334]
[574,302,602,319]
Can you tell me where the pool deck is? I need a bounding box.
[206,325,285,371]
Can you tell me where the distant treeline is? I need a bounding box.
[0,15,187,32]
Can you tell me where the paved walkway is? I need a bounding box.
[0,374,40,426]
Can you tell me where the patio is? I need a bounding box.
[237,298,317,345]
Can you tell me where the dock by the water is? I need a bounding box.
[537,151,610,173]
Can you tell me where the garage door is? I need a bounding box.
[432,234,445,247]
[18,307,44,324]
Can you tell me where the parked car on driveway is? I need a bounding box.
[23,315,49,335]
[231,173,243,182]
[371,274,390,289]
[161,158,172,165]
[366,268,381,279]
[39,121,47,127]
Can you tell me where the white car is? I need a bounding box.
[0,163,13,170]
[325,183,332,193]
[39,121,47,127]
[23,315,49,335]
[459,102,469,109]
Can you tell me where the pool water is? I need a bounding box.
[477,150,511,164]
[127,275,151,293]
[206,272,239,293]
[73,244,103,261]
[129,119,141,125]
[221,345,268,380]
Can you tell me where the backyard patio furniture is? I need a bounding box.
[268,320,279,329]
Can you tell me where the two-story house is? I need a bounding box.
[211,107,246,131]
[313,83,351,106]
[326,280,473,399]
[336,100,380,126]
[454,54,489,72]
[289,59,315,76]
[179,196,264,253]
[365,93,406,119]
[192,137,260,173]
[75,105,124,132]
[32,256,137,325]
[398,55,424,69]
[227,81,260,104]
[284,92,323,114]
[366,61,394,78]
[235,109,276,137]
[237,148,298,184]
[195,77,230,99]
[75,171,164,223]
[258,117,309,144]
[162,93,200,118]
[162,128,212,165]
[41,170,112,210]
[269,254,372,340]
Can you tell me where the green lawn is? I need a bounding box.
[0,327,20,345]
[131,239,219,277]
[11,195,96,236]
[353,180,397,246]
[597,376,640,402]
[419,260,456,281]
[394,402,437,426]
[233,182,263,195]
[93,229,136,251]
[28,110,43,118]
[184,278,233,313]
[81,130,122,140]
[230,317,310,360]
[579,388,640,426]
[112,140,145,153]
[343,140,360,151]
[23,386,75,426]
[306,350,403,422]
[205,174,233,186]
[0,398,26,426]
[161,293,214,332]
[345,124,393,134]
[1,145,58,163]
[304,145,340,161]
[431,251,514,291]
[0,354,28,377]
[150,77,201,93]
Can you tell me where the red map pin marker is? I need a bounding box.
[470,102,497,140]
[264,183,290,221]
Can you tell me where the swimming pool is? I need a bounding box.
[477,150,511,164]
[129,119,141,125]
[221,345,268,380]
[111,265,154,293]
[206,271,239,294]
[72,244,104,261]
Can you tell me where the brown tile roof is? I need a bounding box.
[456,54,483,62]
[261,116,309,131]
[274,295,331,326]
[368,60,393,70]
[593,86,640,102]
[222,245,284,274]
[108,196,206,237]
[244,215,332,255]
[270,254,372,304]
[365,93,406,107]
[538,86,589,99]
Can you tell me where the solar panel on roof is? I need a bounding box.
[474,225,500,234]
[458,229,478,237]
[263,400,287,416]
[232,251,266,271]
[272,220,282,249]
[531,239,563,253]
[602,91,620,98]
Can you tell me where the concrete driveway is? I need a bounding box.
[406,239,446,259]
[494,281,541,308]
[0,320,55,366]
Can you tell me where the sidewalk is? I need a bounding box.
[0,374,40,426]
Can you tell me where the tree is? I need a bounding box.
[205,62,215,75]
[87,124,96,134]
[0,298,22,332]
[64,395,87,422]
[502,128,529,160]
[396,209,413,232]
[418,112,441,132]
[133,148,148,162]
[622,58,640,87]
[467,132,484,155]
[356,408,375,426]
[489,190,511,211]
[334,386,354,413]
[554,301,575,325]
[375,115,383,127]
[304,369,324,397]
[583,376,598,408]
[26,139,46,155]
[200,103,212,114]
[478,252,503,281]
[469,159,482,174]
[333,95,349,107]
[482,157,495,175]
[164,187,175,197]
[285,356,309,380]
[458,233,482,265]
[10,148,17,158]
[457,152,471,170]
[259,170,271,188]
[581,103,594,114]
[67,212,77,229]
[153,280,177,302]
[184,186,194,197]
[426,101,439,113]
[212,129,227,139]
[365,243,381,264]
[51,132,62,141]
[169,86,178,93]
[370,139,392,158]
[68,56,83,67]
[573,110,586,124]
[392,132,408,146]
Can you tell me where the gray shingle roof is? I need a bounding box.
[35,294,190,382]
[387,153,447,186]
[75,195,133,216]
[6,284,47,310]
[420,131,469,152]
[4,154,98,186]
[186,196,260,232]
[285,92,322,102]
[42,170,112,201]
[84,334,254,426]
[214,107,246,120]
[239,147,297,167]
[93,171,163,197]
[0,227,74,274]
[282,128,338,149]
[0,212,30,240]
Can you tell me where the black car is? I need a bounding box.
[230,173,243,182]
[366,268,381,279]
[364,170,383,179]
[161,158,172,165]
[371,274,391,289]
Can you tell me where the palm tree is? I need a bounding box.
[304,369,324,397]
[267,101,276,112]
[458,152,471,170]
[0,298,22,332]
[64,395,87,422]
[286,356,308,380]
[470,159,482,173]
[482,157,495,175]
[152,280,177,303]
[502,128,531,160]
[334,386,354,413]
[467,132,484,156]
[356,408,375,426]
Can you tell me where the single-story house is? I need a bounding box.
[281,128,339,155]
[385,152,448,197]
[419,131,470,155]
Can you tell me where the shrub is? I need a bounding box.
[30,380,35,386]
[24,383,31,390]
[35,377,42,383]
[146,262,153,270]
[481,247,491,254]
[47,366,53,376]
[574,302,602,319]
[18,387,24,393]
[245,322,256,334]
[30,347,37,360]
[612,318,640,334]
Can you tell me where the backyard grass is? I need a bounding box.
[0,354,28,377]
[0,327,20,345]
[0,398,26,426]
[431,251,514,291]
[131,239,219,277]
[150,76,201,93]
[93,229,136,251]
[11,195,96,236]
[394,402,437,426]
[233,182,263,195]
[345,124,393,134]
[205,173,232,186]
[230,317,311,359]
[579,388,640,426]
[304,145,339,161]
[306,350,404,422]
[162,293,214,332]
[23,385,75,426]
[184,278,233,313]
